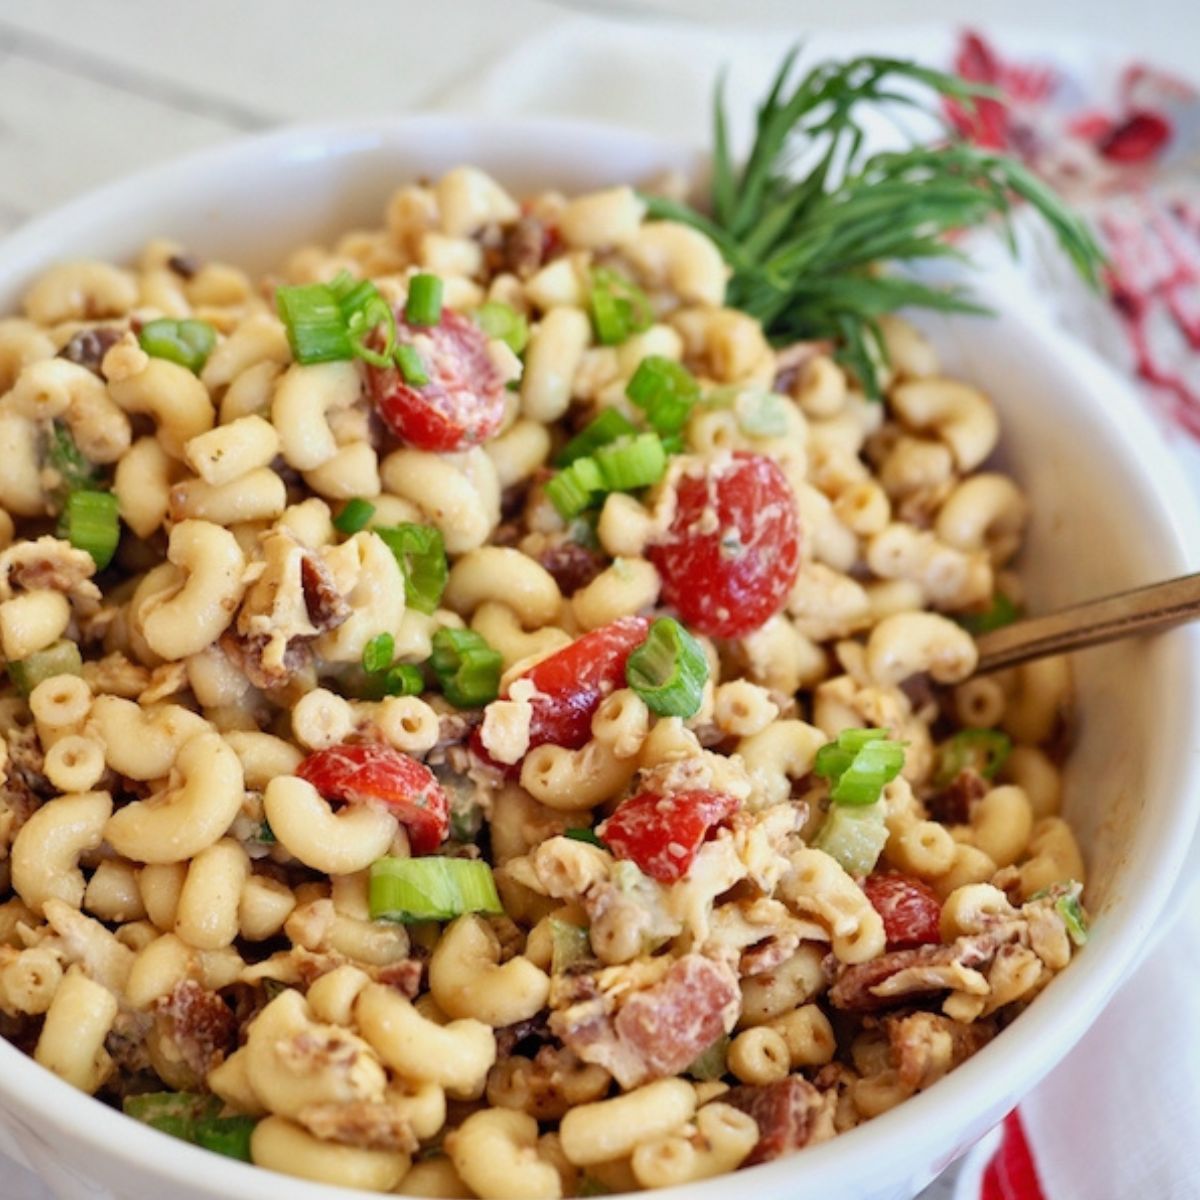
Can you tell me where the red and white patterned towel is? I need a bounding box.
[944,35,1200,1197]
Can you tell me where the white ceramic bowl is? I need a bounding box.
[0,116,1198,1200]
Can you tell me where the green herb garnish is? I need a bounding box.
[642,51,1105,395]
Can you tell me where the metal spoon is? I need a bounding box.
[974,572,1200,674]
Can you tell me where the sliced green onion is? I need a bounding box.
[362,632,395,675]
[193,1115,256,1161]
[374,524,448,614]
[275,281,354,363]
[686,1035,729,1082]
[934,729,1012,787]
[369,856,503,922]
[276,272,397,366]
[813,802,889,874]
[625,617,708,718]
[578,1177,614,1197]
[333,497,376,535]
[545,456,606,520]
[405,273,444,327]
[254,820,276,845]
[814,727,906,807]
[430,627,502,708]
[45,422,98,497]
[1056,890,1089,946]
[550,918,591,974]
[123,1092,221,1142]
[564,827,607,849]
[395,342,429,386]
[62,489,120,569]
[733,390,790,437]
[474,301,529,355]
[383,664,424,696]
[588,267,653,345]
[138,318,218,374]
[449,797,484,844]
[358,661,425,700]
[557,409,637,467]
[626,356,700,436]
[329,271,397,367]
[594,433,667,491]
[6,640,83,697]
[346,300,398,367]
[957,592,1020,635]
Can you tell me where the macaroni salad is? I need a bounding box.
[0,166,1087,1195]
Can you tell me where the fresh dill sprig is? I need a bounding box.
[643,51,1106,395]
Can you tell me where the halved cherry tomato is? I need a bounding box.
[366,310,505,451]
[598,788,739,883]
[295,743,448,854]
[648,452,800,639]
[473,616,650,770]
[861,872,943,949]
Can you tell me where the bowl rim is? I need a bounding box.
[0,111,1198,1200]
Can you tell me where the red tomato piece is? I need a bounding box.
[472,616,650,771]
[295,743,448,854]
[861,872,943,949]
[366,309,505,451]
[598,789,740,883]
[647,452,800,638]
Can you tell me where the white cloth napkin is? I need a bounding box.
[434,18,1200,1200]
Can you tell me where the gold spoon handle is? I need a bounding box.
[974,572,1200,675]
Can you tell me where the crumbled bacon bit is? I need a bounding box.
[299,552,351,633]
[495,1010,551,1059]
[373,958,423,999]
[927,767,989,825]
[882,1010,996,1091]
[502,214,558,278]
[534,538,606,597]
[828,930,1007,1012]
[167,253,202,279]
[153,980,237,1078]
[298,1100,418,1153]
[58,327,125,375]
[724,1076,828,1165]
[555,954,739,1089]
[220,629,312,691]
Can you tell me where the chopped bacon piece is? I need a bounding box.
[534,538,606,597]
[153,980,236,1079]
[861,873,943,950]
[373,959,424,998]
[599,789,740,883]
[883,1010,996,1091]
[298,1100,419,1153]
[613,955,739,1082]
[296,743,448,853]
[829,931,1007,1012]
[927,767,988,825]
[554,955,739,1089]
[723,1076,827,1165]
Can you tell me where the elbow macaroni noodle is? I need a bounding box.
[0,164,1088,1193]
